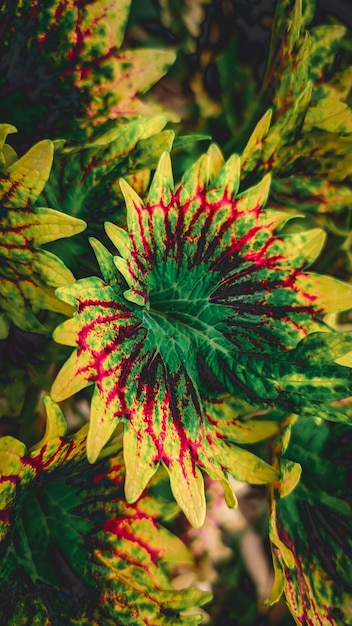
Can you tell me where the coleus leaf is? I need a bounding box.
[0,0,176,145]
[263,0,302,75]
[51,146,352,526]
[270,173,352,215]
[0,397,87,544]
[39,116,174,255]
[0,397,210,624]
[309,25,347,86]
[267,416,352,625]
[249,0,312,170]
[261,0,312,124]
[0,126,86,333]
[241,0,352,221]
[38,115,175,279]
[304,97,352,134]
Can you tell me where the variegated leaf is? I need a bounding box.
[241,0,352,224]
[0,398,87,543]
[52,147,352,525]
[0,0,176,144]
[39,116,174,276]
[309,25,347,85]
[262,0,310,117]
[0,398,210,625]
[268,416,352,625]
[0,127,86,333]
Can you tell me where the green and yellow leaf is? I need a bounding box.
[0,397,210,624]
[0,127,86,333]
[268,416,352,625]
[0,0,176,144]
[39,116,174,275]
[52,147,352,525]
[241,0,352,227]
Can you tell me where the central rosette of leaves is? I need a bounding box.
[51,146,352,527]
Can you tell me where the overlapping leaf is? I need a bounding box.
[0,397,210,624]
[0,125,86,334]
[38,115,174,275]
[241,0,352,224]
[0,397,87,544]
[0,0,176,145]
[51,146,352,526]
[267,416,352,625]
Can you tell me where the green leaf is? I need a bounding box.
[304,97,352,134]
[0,398,86,544]
[51,146,352,525]
[0,126,86,333]
[271,174,352,216]
[0,399,210,624]
[268,417,352,625]
[37,115,176,278]
[289,130,352,183]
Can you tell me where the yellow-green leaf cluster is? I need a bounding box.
[0,126,86,334]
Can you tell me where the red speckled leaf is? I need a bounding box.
[0,397,87,543]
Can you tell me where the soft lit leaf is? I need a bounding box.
[309,25,347,84]
[0,398,86,543]
[38,116,175,280]
[52,147,352,524]
[242,0,352,226]
[304,98,352,134]
[0,126,86,332]
[271,174,352,215]
[268,417,352,625]
[0,0,176,143]
[240,110,272,175]
[0,398,210,624]
[40,116,173,238]
[262,0,310,118]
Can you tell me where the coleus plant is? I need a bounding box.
[1,0,352,624]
